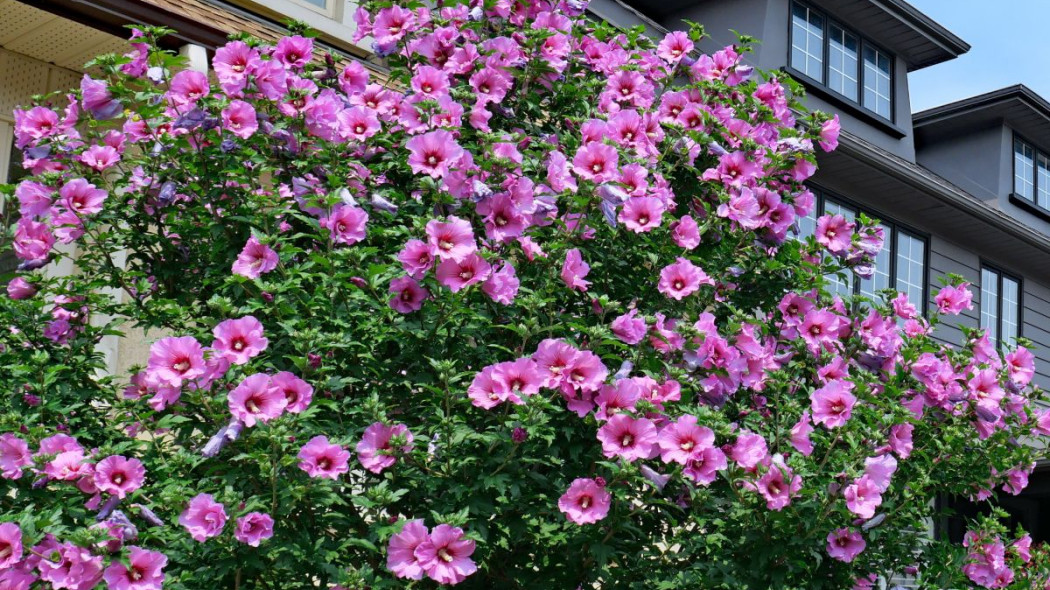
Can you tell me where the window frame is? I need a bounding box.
[1010,133,1050,219]
[786,0,898,125]
[803,184,931,315]
[979,262,1023,349]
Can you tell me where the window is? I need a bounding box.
[1012,136,1050,210]
[788,1,894,121]
[981,266,1021,348]
[797,188,928,311]
[827,24,859,101]
[790,3,824,80]
[862,46,892,119]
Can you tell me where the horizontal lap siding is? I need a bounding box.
[928,237,980,347]
[1022,281,1050,389]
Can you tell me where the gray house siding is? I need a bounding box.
[1021,281,1050,388]
[915,125,1003,202]
[667,0,918,161]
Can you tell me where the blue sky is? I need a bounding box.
[907,0,1050,112]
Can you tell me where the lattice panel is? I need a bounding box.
[48,67,82,96]
[0,50,50,119]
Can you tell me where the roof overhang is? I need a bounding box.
[21,0,367,58]
[914,85,1050,153]
[620,0,969,71]
[817,130,1050,282]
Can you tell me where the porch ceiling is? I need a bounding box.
[0,0,128,72]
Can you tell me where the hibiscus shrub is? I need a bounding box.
[2,1,1049,589]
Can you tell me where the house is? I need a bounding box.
[1,0,1047,556]
[600,0,1050,550]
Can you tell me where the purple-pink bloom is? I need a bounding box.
[657,414,714,465]
[389,277,429,313]
[935,283,974,315]
[273,35,313,68]
[7,277,36,300]
[756,456,802,511]
[356,422,414,474]
[147,336,206,387]
[818,115,841,151]
[683,446,728,485]
[789,411,815,456]
[0,523,22,569]
[212,316,268,365]
[271,371,313,413]
[811,380,857,428]
[815,214,854,254]
[611,309,647,345]
[619,196,666,233]
[560,248,591,292]
[827,528,865,562]
[436,253,492,292]
[572,142,619,182]
[844,475,883,519]
[0,434,30,480]
[558,478,612,524]
[426,216,477,262]
[228,374,286,427]
[102,546,166,590]
[731,431,768,469]
[321,204,369,246]
[398,239,436,277]
[298,435,350,480]
[406,130,464,178]
[222,100,258,139]
[179,493,227,542]
[658,257,713,300]
[234,512,274,547]
[94,455,146,499]
[597,414,657,462]
[482,262,520,305]
[388,519,429,580]
[232,236,279,279]
[414,524,477,585]
[671,215,702,249]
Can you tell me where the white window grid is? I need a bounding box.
[791,4,824,81]
[1015,139,1036,200]
[828,25,859,100]
[863,47,892,119]
[895,232,926,308]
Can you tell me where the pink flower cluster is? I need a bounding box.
[387,520,477,585]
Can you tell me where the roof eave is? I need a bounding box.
[837,130,1050,257]
[874,0,970,71]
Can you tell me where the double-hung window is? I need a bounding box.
[980,266,1021,348]
[1013,136,1050,210]
[789,1,894,121]
[797,189,928,312]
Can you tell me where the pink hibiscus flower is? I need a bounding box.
[810,380,857,428]
[827,528,865,562]
[231,236,279,279]
[560,248,591,292]
[147,336,206,387]
[658,257,712,300]
[93,455,146,499]
[234,512,274,547]
[297,436,350,480]
[597,415,657,462]
[558,478,612,524]
[356,422,414,474]
[414,524,477,585]
[228,374,286,427]
[179,493,227,542]
[212,316,268,365]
